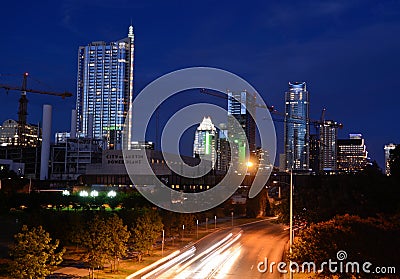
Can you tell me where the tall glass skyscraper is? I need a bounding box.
[284,82,309,171]
[318,120,339,171]
[76,26,134,149]
[227,90,256,163]
[384,143,397,176]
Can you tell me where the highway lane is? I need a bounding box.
[127,219,288,279]
[214,220,289,279]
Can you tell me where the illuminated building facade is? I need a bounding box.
[384,143,397,176]
[76,26,134,149]
[193,117,217,168]
[337,134,370,173]
[0,119,41,147]
[227,90,256,164]
[284,82,309,171]
[319,120,339,171]
[216,128,230,172]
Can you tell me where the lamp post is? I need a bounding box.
[196,220,199,239]
[182,224,185,241]
[289,169,293,279]
[214,215,217,229]
[273,172,294,279]
[162,229,165,257]
[231,211,234,227]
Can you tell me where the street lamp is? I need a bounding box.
[231,211,234,227]
[289,169,294,279]
[107,190,117,198]
[196,219,199,239]
[214,215,217,229]
[90,190,98,197]
[272,180,282,199]
[274,172,294,279]
[162,229,165,257]
[79,190,89,197]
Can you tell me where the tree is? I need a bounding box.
[130,209,163,259]
[106,214,130,272]
[78,215,110,279]
[9,225,64,279]
[290,215,400,279]
[246,187,271,217]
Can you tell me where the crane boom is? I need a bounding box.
[0,72,73,146]
[0,84,73,98]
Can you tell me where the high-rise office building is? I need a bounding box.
[309,134,320,173]
[193,117,217,168]
[0,119,41,148]
[337,134,370,173]
[216,125,230,172]
[384,143,397,176]
[319,120,340,171]
[76,26,135,149]
[284,82,309,171]
[227,90,256,164]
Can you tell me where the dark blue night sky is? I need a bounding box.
[1,0,399,168]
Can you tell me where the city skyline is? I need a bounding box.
[0,1,399,169]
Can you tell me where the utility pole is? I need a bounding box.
[289,169,294,279]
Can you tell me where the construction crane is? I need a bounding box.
[0,72,73,145]
[200,88,275,112]
[200,88,342,130]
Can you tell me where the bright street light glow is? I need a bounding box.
[107,190,117,198]
[62,190,70,196]
[90,190,99,197]
[79,190,88,197]
[246,161,254,167]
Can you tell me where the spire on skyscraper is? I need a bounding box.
[128,24,134,40]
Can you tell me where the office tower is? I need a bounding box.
[0,119,41,147]
[337,134,369,173]
[384,143,397,176]
[76,26,135,149]
[319,120,339,171]
[193,117,217,168]
[309,134,320,173]
[216,125,230,172]
[284,82,309,171]
[227,90,256,164]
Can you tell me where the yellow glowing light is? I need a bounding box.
[246,161,254,167]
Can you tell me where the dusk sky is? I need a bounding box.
[1,0,399,168]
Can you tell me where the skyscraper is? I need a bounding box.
[384,143,397,176]
[216,124,230,173]
[76,26,135,149]
[193,117,217,168]
[337,134,370,173]
[284,82,309,171]
[309,134,320,173]
[318,120,340,171]
[227,90,256,163]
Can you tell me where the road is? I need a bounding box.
[127,219,288,279]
